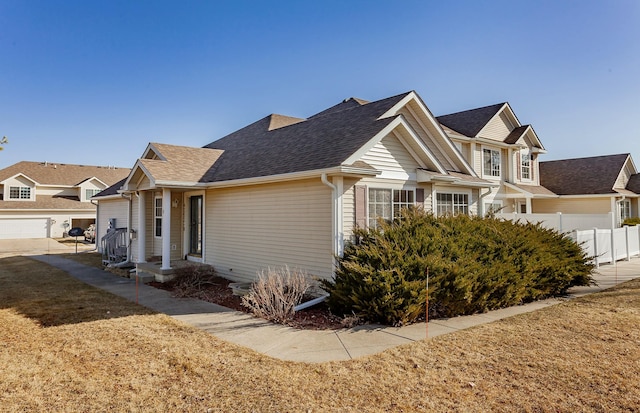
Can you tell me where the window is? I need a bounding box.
[436,193,469,216]
[483,148,501,177]
[521,152,531,180]
[86,189,101,200]
[368,188,414,229]
[619,200,631,223]
[154,197,163,237]
[484,202,503,215]
[9,186,30,200]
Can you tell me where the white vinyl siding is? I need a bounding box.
[342,179,358,239]
[95,198,128,252]
[205,179,333,282]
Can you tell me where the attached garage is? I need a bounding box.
[0,218,50,239]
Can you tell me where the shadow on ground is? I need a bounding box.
[0,256,155,327]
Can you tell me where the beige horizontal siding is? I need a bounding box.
[205,179,333,282]
[361,134,420,175]
[480,111,513,141]
[532,197,612,214]
[96,199,128,252]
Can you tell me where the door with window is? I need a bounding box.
[189,196,203,256]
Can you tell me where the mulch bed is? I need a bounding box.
[149,277,346,330]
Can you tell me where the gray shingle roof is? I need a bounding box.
[504,125,529,144]
[436,103,505,137]
[627,174,640,193]
[539,154,630,195]
[202,92,410,182]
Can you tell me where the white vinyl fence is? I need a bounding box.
[496,212,640,267]
[496,212,614,233]
[570,225,640,267]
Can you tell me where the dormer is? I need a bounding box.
[77,177,109,202]
[1,173,37,201]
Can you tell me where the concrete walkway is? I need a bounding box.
[26,252,640,363]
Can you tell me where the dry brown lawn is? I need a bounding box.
[1,255,639,412]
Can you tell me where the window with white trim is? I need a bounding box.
[9,186,31,200]
[85,189,101,200]
[483,148,501,177]
[484,201,503,215]
[368,188,415,229]
[619,199,631,223]
[436,192,469,215]
[521,152,531,180]
[154,196,163,237]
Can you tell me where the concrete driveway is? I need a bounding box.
[0,238,95,258]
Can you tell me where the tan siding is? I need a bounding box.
[342,178,358,239]
[481,112,513,141]
[205,179,333,282]
[473,145,482,175]
[532,197,612,214]
[360,134,420,175]
[397,108,455,170]
[616,161,633,189]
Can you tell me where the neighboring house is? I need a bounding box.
[437,103,556,214]
[94,91,495,282]
[535,154,639,227]
[0,161,130,239]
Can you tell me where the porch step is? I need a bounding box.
[133,271,156,284]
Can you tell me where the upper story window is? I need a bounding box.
[86,189,101,200]
[368,188,415,229]
[436,192,469,216]
[483,148,501,178]
[9,186,31,200]
[521,152,531,180]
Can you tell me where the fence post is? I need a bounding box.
[625,225,631,261]
[557,212,563,232]
[611,225,617,266]
[593,227,599,268]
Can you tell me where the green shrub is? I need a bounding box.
[322,209,594,326]
[623,217,640,226]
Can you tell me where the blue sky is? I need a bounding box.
[1,0,639,170]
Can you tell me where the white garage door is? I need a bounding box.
[0,219,49,239]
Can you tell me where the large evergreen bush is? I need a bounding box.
[322,209,594,326]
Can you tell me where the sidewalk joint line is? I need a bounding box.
[334,331,353,360]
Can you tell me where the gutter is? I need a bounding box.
[320,173,338,257]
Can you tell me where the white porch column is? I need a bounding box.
[525,197,532,214]
[161,188,172,270]
[137,191,146,263]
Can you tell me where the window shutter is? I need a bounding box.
[531,154,535,181]
[354,185,367,228]
[516,152,521,180]
[415,188,425,210]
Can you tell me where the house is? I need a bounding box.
[0,161,130,239]
[535,153,639,227]
[436,102,556,214]
[94,91,496,282]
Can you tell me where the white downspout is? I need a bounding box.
[479,187,492,216]
[321,173,338,257]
